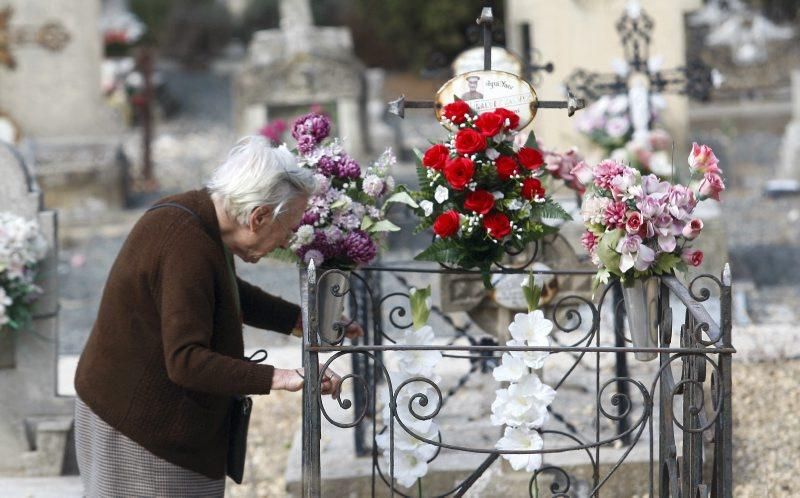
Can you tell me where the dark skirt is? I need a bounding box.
[75,397,226,497]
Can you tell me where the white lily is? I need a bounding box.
[496,426,544,472]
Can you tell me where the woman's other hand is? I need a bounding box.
[273,364,343,397]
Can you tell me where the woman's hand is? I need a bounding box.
[342,318,364,340]
[272,364,343,397]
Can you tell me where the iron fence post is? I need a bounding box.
[612,281,632,445]
[302,262,322,497]
[718,264,734,497]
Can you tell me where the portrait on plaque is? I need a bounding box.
[435,70,539,130]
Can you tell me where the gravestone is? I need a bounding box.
[766,70,800,194]
[234,0,368,159]
[0,0,128,217]
[0,141,73,477]
[505,0,701,160]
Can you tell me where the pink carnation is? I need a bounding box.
[603,201,627,229]
[581,231,599,254]
[593,160,627,191]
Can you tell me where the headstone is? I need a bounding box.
[765,70,800,194]
[0,0,128,215]
[0,141,73,476]
[234,0,368,159]
[505,0,702,160]
[452,46,524,76]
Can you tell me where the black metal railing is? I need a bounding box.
[300,262,734,497]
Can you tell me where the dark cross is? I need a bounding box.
[567,3,715,106]
[388,2,583,119]
[0,7,70,70]
[518,22,554,85]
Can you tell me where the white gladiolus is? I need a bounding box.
[496,426,544,472]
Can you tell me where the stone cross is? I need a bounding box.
[567,1,715,136]
[0,6,70,69]
[279,0,313,57]
[0,142,73,476]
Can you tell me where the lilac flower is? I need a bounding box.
[616,235,655,273]
[362,174,385,197]
[336,156,361,179]
[291,112,331,144]
[343,230,377,265]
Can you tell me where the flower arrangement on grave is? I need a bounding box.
[405,103,570,286]
[575,95,672,177]
[578,143,726,289]
[491,275,557,472]
[281,112,403,269]
[257,118,287,147]
[542,146,589,195]
[376,286,442,489]
[0,212,48,331]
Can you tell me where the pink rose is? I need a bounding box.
[681,218,704,240]
[571,161,594,186]
[688,143,721,175]
[681,248,704,267]
[625,211,643,234]
[698,172,725,201]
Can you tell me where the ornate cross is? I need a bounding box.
[0,7,71,70]
[388,1,583,119]
[566,1,714,136]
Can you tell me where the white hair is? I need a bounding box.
[207,136,317,225]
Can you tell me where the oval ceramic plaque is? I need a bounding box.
[435,70,538,130]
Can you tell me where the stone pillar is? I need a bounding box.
[0,142,72,476]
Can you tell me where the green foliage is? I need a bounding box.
[409,285,432,330]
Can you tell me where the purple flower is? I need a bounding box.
[336,156,361,179]
[317,155,339,176]
[296,135,318,155]
[291,112,331,144]
[616,235,655,273]
[303,249,325,266]
[301,210,320,225]
[343,230,377,265]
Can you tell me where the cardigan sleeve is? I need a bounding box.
[237,277,301,334]
[157,236,276,396]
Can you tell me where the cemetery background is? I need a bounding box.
[0,0,799,496]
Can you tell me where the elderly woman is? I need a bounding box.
[74,137,357,497]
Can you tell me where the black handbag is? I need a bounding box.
[226,395,253,484]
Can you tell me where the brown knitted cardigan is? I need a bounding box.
[74,189,300,479]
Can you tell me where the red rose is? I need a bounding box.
[521,178,546,200]
[474,111,504,137]
[454,128,487,155]
[433,210,460,238]
[494,107,520,130]
[517,147,544,170]
[442,101,472,124]
[444,156,475,190]
[483,211,511,239]
[422,144,449,171]
[464,189,495,215]
[495,156,519,180]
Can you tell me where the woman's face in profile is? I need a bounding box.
[236,196,309,263]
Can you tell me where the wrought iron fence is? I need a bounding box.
[299,262,733,497]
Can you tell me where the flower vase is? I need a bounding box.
[621,277,660,362]
[0,329,15,369]
[302,267,351,343]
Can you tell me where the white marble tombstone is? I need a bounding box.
[0,141,73,476]
[767,70,800,192]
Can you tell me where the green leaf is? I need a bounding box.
[384,191,419,209]
[652,253,682,275]
[267,247,300,264]
[534,201,573,221]
[409,285,432,330]
[330,199,347,210]
[368,220,401,233]
[413,239,465,265]
[521,272,542,312]
[361,217,374,231]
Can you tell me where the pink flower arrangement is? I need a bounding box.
[578,143,725,287]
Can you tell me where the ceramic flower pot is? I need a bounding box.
[621,277,660,362]
[301,267,351,343]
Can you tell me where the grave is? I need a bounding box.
[0,141,73,477]
[765,70,800,195]
[234,0,369,159]
[0,0,128,218]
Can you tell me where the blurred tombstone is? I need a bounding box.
[766,70,800,194]
[0,141,73,476]
[452,46,524,77]
[0,0,128,218]
[234,0,368,159]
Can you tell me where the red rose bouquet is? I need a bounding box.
[405,104,570,286]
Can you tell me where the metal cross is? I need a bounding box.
[388,1,584,119]
[566,3,715,104]
[0,7,71,70]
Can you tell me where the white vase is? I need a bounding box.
[314,269,351,343]
[621,277,660,362]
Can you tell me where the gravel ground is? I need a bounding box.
[732,359,800,497]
